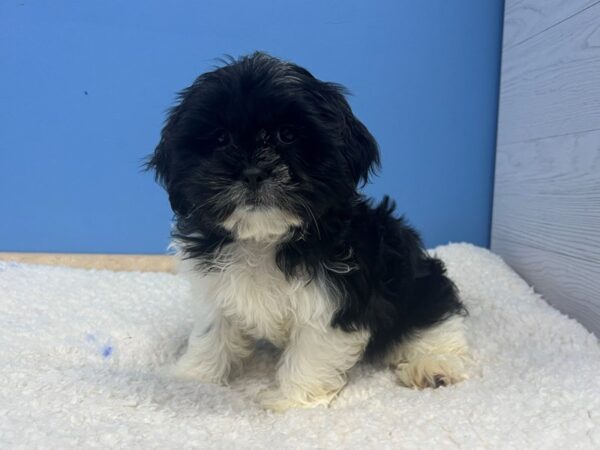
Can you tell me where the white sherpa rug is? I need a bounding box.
[1,244,599,449]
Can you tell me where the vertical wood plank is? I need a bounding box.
[491,131,600,335]
[493,1,600,335]
[503,0,598,48]
[498,3,600,145]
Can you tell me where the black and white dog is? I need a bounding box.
[149,52,469,411]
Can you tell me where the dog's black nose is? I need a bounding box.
[242,167,266,190]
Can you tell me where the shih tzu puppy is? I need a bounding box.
[148,52,469,411]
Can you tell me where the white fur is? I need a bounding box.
[221,206,301,242]
[173,208,369,410]
[173,207,469,410]
[388,315,470,388]
[258,325,368,411]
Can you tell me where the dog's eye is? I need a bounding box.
[277,126,297,144]
[214,129,231,146]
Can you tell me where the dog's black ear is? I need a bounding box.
[146,105,191,216]
[146,136,170,187]
[326,84,380,185]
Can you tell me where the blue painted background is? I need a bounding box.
[0,1,504,254]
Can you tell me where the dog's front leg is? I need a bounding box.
[171,314,253,384]
[258,324,369,411]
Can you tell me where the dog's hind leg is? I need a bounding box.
[388,315,471,389]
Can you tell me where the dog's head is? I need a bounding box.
[148,52,379,241]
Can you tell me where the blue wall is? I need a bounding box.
[0,1,504,254]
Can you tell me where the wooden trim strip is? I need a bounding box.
[0,253,175,273]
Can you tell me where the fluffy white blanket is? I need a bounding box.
[1,244,599,449]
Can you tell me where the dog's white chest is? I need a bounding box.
[187,242,333,347]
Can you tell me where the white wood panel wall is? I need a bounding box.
[492,0,600,335]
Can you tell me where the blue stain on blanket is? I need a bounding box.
[85,333,114,359]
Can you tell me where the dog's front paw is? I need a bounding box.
[257,386,339,412]
[168,358,228,385]
[394,354,468,389]
[257,387,301,412]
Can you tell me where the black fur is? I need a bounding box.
[148,52,465,359]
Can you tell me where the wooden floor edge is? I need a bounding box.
[0,253,175,273]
